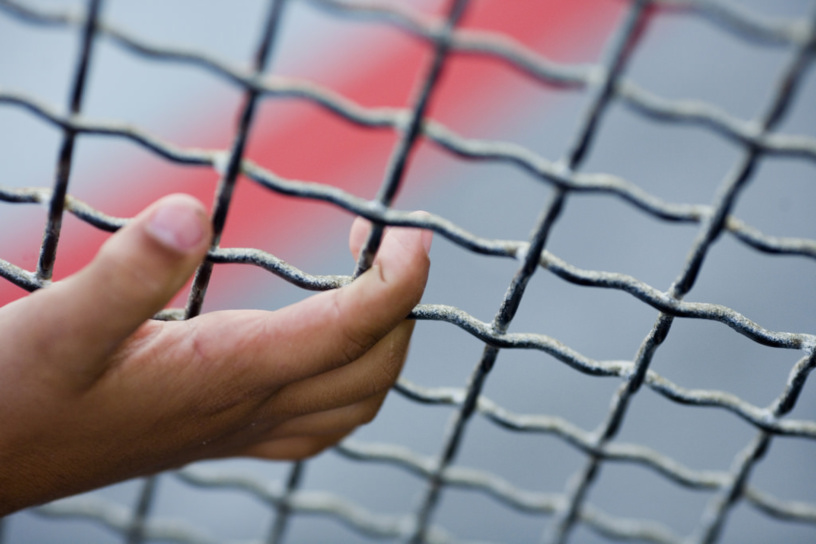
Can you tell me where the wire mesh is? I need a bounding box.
[0,0,815,543]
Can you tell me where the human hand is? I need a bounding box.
[0,194,431,515]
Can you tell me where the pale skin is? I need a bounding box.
[0,194,431,516]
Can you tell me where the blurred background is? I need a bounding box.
[0,0,815,542]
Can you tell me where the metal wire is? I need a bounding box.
[545,3,816,542]
[0,0,814,543]
[35,0,101,283]
[352,0,469,277]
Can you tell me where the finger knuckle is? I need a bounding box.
[370,340,404,393]
[332,292,380,364]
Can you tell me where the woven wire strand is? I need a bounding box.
[0,0,814,543]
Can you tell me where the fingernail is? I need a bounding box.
[409,211,433,255]
[421,229,433,255]
[146,196,207,252]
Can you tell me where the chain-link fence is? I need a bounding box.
[1,0,815,542]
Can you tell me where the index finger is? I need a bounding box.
[180,221,431,386]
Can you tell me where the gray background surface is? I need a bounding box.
[1,1,814,543]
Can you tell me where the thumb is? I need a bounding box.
[3,194,211,387]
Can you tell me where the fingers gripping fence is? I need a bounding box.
[0,0,815,543]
